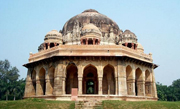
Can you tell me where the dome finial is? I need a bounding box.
[82,9,99,13]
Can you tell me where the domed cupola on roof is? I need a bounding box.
[80,23,101,45]
[62,9,121,45]
[120,30,138,49]
[38,30,62,52]
[137,43,144,53]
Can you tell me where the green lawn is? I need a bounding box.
[0,98,75,109]
[103,100,180,109]
[1,99,180,109]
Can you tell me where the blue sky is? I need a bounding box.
[0,0,179,85]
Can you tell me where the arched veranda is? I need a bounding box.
[102,64,115,95]
[65,63,78,94]
[83,64,98,94]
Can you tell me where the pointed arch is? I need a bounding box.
[135,68,142,96]
[102,64,115,95]
[39,67,46,95]
[145,70,152,96]
[126,65,133,95]
[83,64,98,94]
[65,63,78,94]
[31,70,36,95]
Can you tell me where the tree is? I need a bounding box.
[157,79,180,101]
[0,59,25,100]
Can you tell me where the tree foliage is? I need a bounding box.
[0,59,25,100]
[157,79,180,101]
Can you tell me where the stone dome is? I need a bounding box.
[62,9,120,36]
[82,23,99,31]
[121,30,137,44]
[81,23,101,39]
[44,30,62,43]
[137,43,144,53]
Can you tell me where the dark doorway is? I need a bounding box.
[135,81,138,96]
[83,64,98,94]
[86,80,94,94]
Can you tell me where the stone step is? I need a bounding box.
[75,100,102,109]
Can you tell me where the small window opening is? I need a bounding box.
[50,43,54,48]
[88,39,93,45]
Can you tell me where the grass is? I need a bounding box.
[0,98,75,109]
[1,99,180,109]
[103,100,180,109]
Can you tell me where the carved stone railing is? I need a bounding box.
[29,45,153,63]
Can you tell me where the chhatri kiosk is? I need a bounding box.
[24,9,158,101]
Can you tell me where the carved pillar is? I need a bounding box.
[125,43,128,47]
[53,63,64,95]
[24,69,33,97]
[80,39,83,45]
[135,44,138,50]
[98,77,102,95]
[43,43,46,50]
[54,43,57,46]
[115,77,118,95]
[131,43,134,49]
[62,77,66,95]
[48,43,50,49]
[151,68,157,98]
[93,38,95,45]
[36,79,40,96]
[145,81,152,96]
[86,38,88,45]
[132,69,136,96]
[117,60,127,95]
[45,79,50,95]
[78,77,82,95]
[137,81,145,96]
[98,39,101,45]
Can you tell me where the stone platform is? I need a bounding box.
[24,95,157,101]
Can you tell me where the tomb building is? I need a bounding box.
[23,9,158,101]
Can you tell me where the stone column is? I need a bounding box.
[135,44,138,50]
[54,43,57,46]
[86,38,88,45]
[115,77,118,95]
[137,81,145,96]
[125,43,128,47]
[43,43,46,50]
[36,79,40,96]
[131,43,134,49]
[93,38,95,45]
[62,77,66,95]
[48,43,50,49]
[45,79,50,95]
[24,69,32,97]
[98,77,102,95]
[117,60,127,95]
[80,39,83,45]
[98,39,101,45]
[132,69,136,96]
[53,63,64,95]
[151,69,157,98]
[78,77,82,95]
[149,82,153,96]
